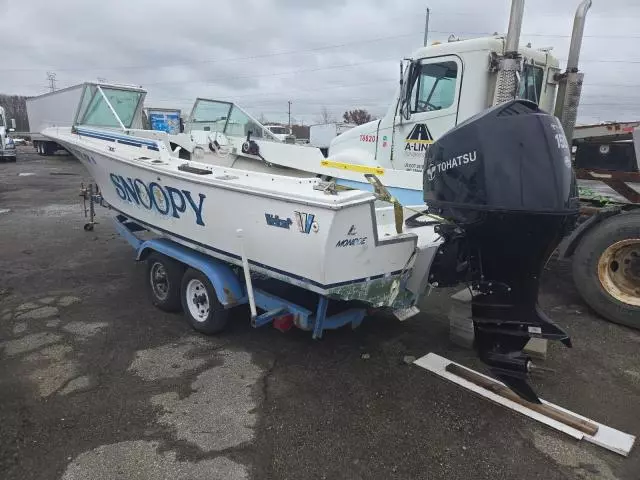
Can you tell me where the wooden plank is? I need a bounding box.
[414,353,636,456]
[445,363,599,436]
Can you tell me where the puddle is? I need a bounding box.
[31,204,80,217]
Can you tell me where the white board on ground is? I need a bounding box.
[413,353,635,457]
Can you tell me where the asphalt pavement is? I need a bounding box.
[1,146,639,480]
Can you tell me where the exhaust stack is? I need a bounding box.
[554,0,592,144]
[492,0,525,105]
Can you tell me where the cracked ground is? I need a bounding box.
[1,147,640,479]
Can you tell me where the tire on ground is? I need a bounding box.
[146,252,184,312]
[180,268,229,335]
[572,212,640,329]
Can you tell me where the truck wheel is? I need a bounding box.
[146,253,184,312]
[572,212,640,329]
[181,268,229,334]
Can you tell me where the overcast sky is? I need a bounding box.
[3,0,640,125]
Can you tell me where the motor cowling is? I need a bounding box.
[424,100,579,403]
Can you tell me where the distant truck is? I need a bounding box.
[26,82,145,156]
[0,106,16,162]
[264,124,296,143]
[309,122,355,156]
[26,84,85,155]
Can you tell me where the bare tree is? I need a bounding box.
[0,94,30,131]
[257,112,268,124]
[317,106,334,124]
[343,109,372,125]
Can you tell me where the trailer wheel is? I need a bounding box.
[572,212,640,329]
[146,253,184,312]
[181,268,229,334]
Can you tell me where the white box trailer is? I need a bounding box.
[26,84,85,155]
[309,123,355,156]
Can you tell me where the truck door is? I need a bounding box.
[390,56,462,172]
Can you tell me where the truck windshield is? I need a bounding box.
[518,63,544,104]
[268,126,287,135]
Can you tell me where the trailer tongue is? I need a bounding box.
[424,100,579,403]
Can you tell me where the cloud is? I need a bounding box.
[3,0,638,124]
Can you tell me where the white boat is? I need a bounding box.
[43,83,580,404]
[43,83,441,306]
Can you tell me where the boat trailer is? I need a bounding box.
[112,212,371,339]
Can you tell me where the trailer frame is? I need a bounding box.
[112,213,368,339]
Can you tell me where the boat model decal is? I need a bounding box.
[265,213,293,229]
[76,127,160,151]
[110,173,206,226]
[294,211,319,234]
[335,236,368,248]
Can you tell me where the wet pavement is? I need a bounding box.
[1,147,639,479]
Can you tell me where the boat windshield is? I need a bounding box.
[188,99,278,141]
[76,84,145,129]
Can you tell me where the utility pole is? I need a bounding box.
[423,8,430,46]
[288,101,292,131]
[47,72,57,92]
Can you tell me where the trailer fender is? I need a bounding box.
[136,238,244,308]
[558,207,622,259]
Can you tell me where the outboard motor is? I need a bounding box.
[424,100,579,403]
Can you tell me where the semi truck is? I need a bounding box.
[322,0,639,328]
[26,84,85,155]
[0,106,17,162]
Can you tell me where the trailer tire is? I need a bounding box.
[572,212,640,329]
[146,253,184,312]
[181,268,229,334]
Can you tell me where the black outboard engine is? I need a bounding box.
[424,100,579,403]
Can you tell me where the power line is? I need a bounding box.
[2,32,420,73]
[142,57,399,87]
[5,26,640,75]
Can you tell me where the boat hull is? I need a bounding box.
[49,127,440,307]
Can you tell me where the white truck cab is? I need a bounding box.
[0,106,17,162]
[265,124,295,143]
[329,36,559,175]
[324,0,591,205]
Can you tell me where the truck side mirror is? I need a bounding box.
[399,60,414,121]
[402,61,417,121]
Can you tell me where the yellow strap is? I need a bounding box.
[321,159,385,176]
